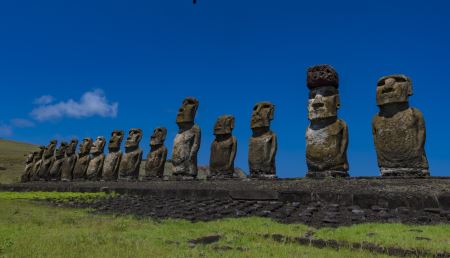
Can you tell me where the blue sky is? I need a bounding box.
[0,0,449,177]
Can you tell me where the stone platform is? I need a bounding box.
[2,177,450,227]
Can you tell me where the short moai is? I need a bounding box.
[49,141,68,181]
[118,128,143,181]
[248,102,277,178]
[142,127,168,180]
[21,152,35,182]
[86,136,106,180]
[102,130,124,181]
[72,137,93,180]
[171,97,201,179]
[61,139,78,181]
[372,74,429,176]
[305,64,349,178]
[37,140,57,180]
[209,115,237,179]
[30,146,45,181]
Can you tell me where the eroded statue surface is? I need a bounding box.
[102,130,124,181]
[31,146,45,181]
[72,137,92,180]
[49,141,67,181]
[248,102,277,178]
[86,136,106,180]
[118,128,143,180]
[305,64,349,178]
[37,140,57,180]
[372,74,429,176]
[209,115,237,179]
[21,152,35,182]
[171,97,201,179]
[143,127,168,180]
[61,139,78,181]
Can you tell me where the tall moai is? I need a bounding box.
[118,128,143,181]
[372,74,429,176]
[72,137,93,180]
[248,102,277,178]
[61,139,78,181]
[49,141,68,181]
[21,152,35,182]
[142,127,168,180]
[102,130,124,181]
[305,64,349,178]
[171,97,201,179]
[86,136,106,180]
[31,146,45,181]
[37,140,57,180]
[209,115,237,179]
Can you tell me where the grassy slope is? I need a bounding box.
[0,139,38,184]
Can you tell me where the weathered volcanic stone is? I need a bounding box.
[61,139,78,181]
[142,127,168,180]
[30,146,45,181]
[305,65,349,178]
[37,140,57,180]
[118,129,143,181]
[248,102,277,178]
[209,115,237,179]
[86,136,106,180]
[21,152,35,182]
[372,74,429,177]
[72,138,93,180]
[172,97,201,179]
[102,130,124,181]
[49,141,68,181]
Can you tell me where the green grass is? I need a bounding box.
[0,139,38,184]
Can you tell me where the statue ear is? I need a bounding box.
[335,95,341,109]
[230,116,235,129]
[269,106,275,120]
[407,84,413,96]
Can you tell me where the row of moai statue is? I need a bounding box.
[21,64,429,181]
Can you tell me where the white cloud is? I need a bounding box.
[11,118,35,128]
[33,95,54,105]
[0,124,13,137]
[30,89,118,121]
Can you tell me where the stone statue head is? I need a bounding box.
[108,130,124,151]
[25,152,34,164]
[90,136,106,154]
[176,97,199,124]
[125,128,143,148]
[214,115,235,135]
[44,140,58,158]
[150,127,167,146]
[55,142,67,158]
[376,74,412,106]
[34,146,45,161]
[66,139,78,156]
[251,102,275,129]
[79,138,93,155]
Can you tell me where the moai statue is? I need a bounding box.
[49,141,68,181]
[372,74,429,176]
[142,127,168,180]
[171,97,201,179]
[31,146,45,181]
[248,102,277,178]
[305,64,349,178]
[21,152,35,182]
[102,130,124,181]
[72,137,93,180]
[86,136,106,180]
[61,139,78,181]
[118,129,143,180]
[209,115,237,179]
[37,140,57,180]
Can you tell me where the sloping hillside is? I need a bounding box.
[0,139,38,183]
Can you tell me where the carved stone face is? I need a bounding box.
[150,127,167,146]
[79,138,93,155]
[108,130,124,150]
[125,128,143,148]
[66,139,78,156]
[308,86,340,120]
[376,74,412,106]
[251,102,274,129]
[34,146,45,161]
[176,97,199,124]
[44,140,57,158]
[55,142,67,158]
[90,136,106,154]
[214,115,234,135]
[25,152,34,164]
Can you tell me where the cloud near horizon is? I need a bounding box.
[30,89,118,121]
